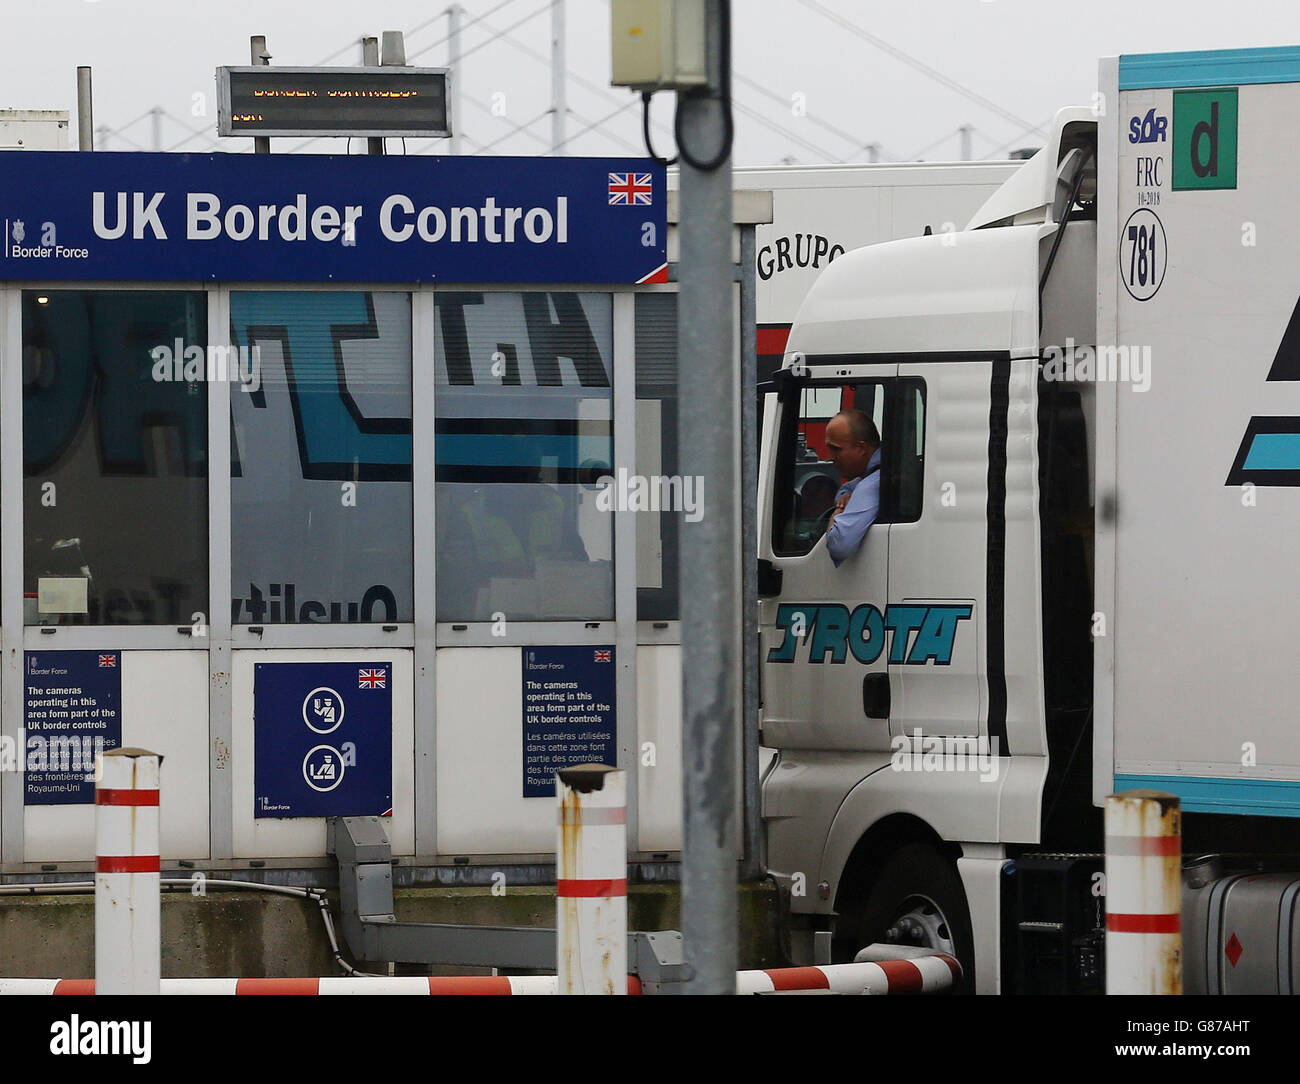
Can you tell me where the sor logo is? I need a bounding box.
[1128,108,1168,144]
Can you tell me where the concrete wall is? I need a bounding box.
[0,882,783,978]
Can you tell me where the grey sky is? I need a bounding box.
[4,0,1300,163]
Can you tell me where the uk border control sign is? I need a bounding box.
[254,662,392,818]
[24,650,122,805]
[0,152,667,284]
[522,646,616,797]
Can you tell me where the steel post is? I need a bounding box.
[250,36,270,154]
[95,749,162,995]
[447,5,462,155]
[551,0,566,153]
[556,765,627,994]
[676,0,737,994]
[76,67,93,151]
[1105,789,1183,994]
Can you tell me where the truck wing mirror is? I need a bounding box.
[1052,146,1091,225]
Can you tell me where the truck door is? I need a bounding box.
[759,366,894,752]
[889,362,985,741]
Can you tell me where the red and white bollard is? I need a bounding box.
[556,765,626,995]
[95,748,162,995]
[1105,789,1182,995]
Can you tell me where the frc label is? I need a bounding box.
[1173,88,1238,190]
[767,603,972,666]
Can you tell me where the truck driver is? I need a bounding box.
[824,409,881,567]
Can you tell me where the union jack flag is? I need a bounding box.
[358,668,386,689]
[608,172,652,206]
[98,654,117,668]
[594,650,612,663]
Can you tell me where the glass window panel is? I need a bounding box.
[434,292,612,622]
[230,291,413,623]
[773,380,887,557]
[894,380,926,524]
[634,292,679,621]
[23,290,208,625]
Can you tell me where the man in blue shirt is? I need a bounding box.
[824,410,882,567]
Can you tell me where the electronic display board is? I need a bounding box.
[217,66,450,138]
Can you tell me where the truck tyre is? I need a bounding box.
[839,842,976,993]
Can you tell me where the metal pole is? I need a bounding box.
[95,749,162,995]
[865,142,880,163]
[250,36,270,154]
[556,765,627,994]
[1105,789,1182,994]
[551,0,566,153]
[76,67,93,151]
[381,30,406,66]
[959,124,973,161]
[363,37,384,155]
[447,4,462,155]
[151,106,163,152]
[676,0,737,994]
[740,223,762,880]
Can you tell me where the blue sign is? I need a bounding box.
[0,152,667,284]
[522,646,616,797]
[24,651,122,805]
[254,662,392,817]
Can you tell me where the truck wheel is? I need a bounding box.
[839,842,976,993]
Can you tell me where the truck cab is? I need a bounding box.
[757,108,1100,992]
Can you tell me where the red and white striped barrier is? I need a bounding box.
[0,977,643,996]
[736,956,961,995]
[556,765,626,995]
[96,748,161,995]
[0,960,960,996]
[1105,789,1182,995]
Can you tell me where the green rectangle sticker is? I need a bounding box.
[1173,87,1238,190]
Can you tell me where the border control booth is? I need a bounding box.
[0,149,771,964]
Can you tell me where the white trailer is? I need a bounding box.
[759,45,1300,994]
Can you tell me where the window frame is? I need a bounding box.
[20,286,212,634]
[770,373,927,557]
[228,288,416,629]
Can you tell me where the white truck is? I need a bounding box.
[731,161,1020,382]
[758,45,1300,994]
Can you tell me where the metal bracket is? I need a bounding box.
[328,816,693,986]
[631,930,692,993]
[328,816,555,969]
